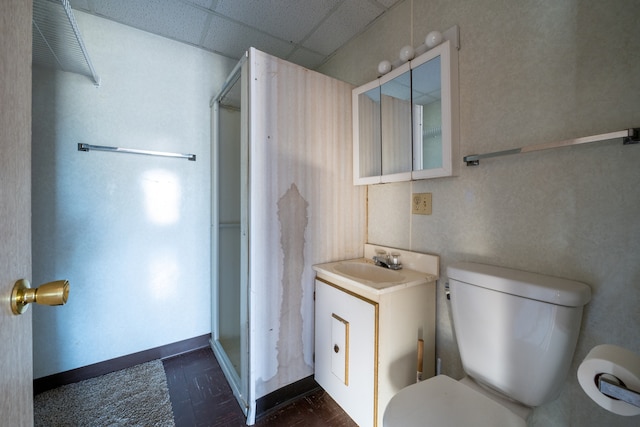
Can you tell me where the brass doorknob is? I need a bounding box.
[11,279,70,315]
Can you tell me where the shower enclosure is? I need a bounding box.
[211,54,249,415]
[211,48,365,425]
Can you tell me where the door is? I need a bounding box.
[210,55,252,420]
[0,1,34,426]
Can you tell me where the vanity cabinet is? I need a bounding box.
[352,38,459,185]
[315,279,376,426]
[314,273,436,427]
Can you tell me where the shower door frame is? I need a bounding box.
[210,53,254,422]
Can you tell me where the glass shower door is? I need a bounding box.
[211,57,249,416]
[216,101,241,373]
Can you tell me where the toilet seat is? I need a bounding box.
[383,375,527,427]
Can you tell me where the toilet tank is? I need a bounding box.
[447,262,591,407]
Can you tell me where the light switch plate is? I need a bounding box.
[412,193,432,215]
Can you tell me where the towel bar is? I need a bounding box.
[78,143,196,161]
[464,128,639,166]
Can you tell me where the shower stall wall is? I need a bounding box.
[211,48,366,424]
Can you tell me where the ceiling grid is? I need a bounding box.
[64,0,402,69]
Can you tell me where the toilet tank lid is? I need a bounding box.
[447,262,591,307]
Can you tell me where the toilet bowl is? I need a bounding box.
[383,262,591,426]
[383,375,527,427]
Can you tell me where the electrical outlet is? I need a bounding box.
[412,193,432,215]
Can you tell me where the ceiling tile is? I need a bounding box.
[287,47,326,70]
[303,0,384,56]
[183,0,215,8]
[92,0,208,45]
[202,14,295,60]
[66,0,402,70]
[213,0,341,43]
[375,0,401,8]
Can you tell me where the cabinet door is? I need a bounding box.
[315,280,377,427]
[379,62,412,181]
[352,39,459,184]
[411,39,458,179]
[353,81,382,185]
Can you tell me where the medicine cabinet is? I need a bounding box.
[352,39,459,185]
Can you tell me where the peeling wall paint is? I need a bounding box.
[270,184,311,386]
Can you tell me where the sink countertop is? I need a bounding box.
[313,258,437,298]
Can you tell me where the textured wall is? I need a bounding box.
[31,11,236,378]
[320,1,640,426]
[248,49,366,399]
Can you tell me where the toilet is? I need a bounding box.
[384,262,591,426]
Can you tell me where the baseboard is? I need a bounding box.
[255,375,321,420]
[33,333,211,395]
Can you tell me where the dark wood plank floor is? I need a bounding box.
[163,347,358,427]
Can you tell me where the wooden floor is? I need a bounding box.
[162,347,358,427]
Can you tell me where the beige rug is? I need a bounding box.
[34,360,175,427]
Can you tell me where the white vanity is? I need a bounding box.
[313,245,438,427]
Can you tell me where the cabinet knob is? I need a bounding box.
[334,344,340,353]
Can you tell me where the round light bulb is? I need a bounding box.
[425,31,443,48]
[377,60,392,75]
[399,45,415,62]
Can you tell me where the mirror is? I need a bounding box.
[352,38,458,185]
[412,56,442,170]
[411,40,457,180]
[380,66,412,177]
[355,84,381,181]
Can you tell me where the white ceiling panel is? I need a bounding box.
[375,0,400,7]
[202,14,295,60]
[91,0,209,46]
[303,0,384,55]
[64,0,403,69]
[184,0,215,8]
[287,47,327,70]
[213,0,341,44]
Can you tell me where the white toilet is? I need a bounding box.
[384,262,591,426]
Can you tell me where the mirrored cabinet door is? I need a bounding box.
[380,62,412,181]
[353,81,382,184]
[412,55,442,170]
[352,38,458,185]
[411,40,458,180]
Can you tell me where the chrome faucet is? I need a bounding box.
[373,251,402,270]
[373,253,390,268]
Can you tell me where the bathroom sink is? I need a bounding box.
[334,261,406,283]
[314,254,438,295]
[314,247,439,295]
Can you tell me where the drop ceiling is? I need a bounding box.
[67,0,403,70]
